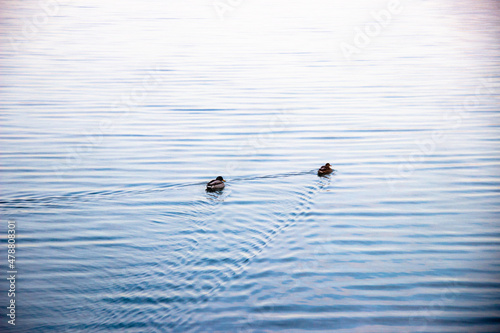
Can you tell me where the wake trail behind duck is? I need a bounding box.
[0,169,321,210]
[170,175,332,331]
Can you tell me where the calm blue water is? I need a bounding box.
[1,0,500,332]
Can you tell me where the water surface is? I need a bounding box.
[1,0,500,332]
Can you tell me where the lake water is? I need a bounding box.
[1,0,499,332]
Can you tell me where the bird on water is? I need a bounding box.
[206,176,226,191]
[317,163,333,176]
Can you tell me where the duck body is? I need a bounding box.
[206,176,226,191]
[318,163,333,176]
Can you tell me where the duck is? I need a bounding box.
[206,176,226,191]
[317,163,333,176]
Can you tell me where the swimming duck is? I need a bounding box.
[206,176,226,191]
[318,163,333,176]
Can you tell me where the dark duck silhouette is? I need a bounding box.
[206,176,226,191]
[317,163,333,176]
